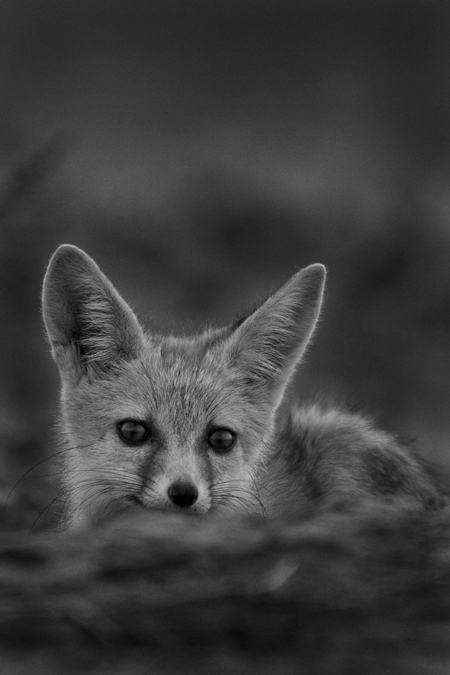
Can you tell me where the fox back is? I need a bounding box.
[42,246,445,527]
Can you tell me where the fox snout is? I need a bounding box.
[148,471,210,514]
[167,480,199,508]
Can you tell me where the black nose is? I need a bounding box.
[167,480,199,508]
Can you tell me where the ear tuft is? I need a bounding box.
[42,245,145,380]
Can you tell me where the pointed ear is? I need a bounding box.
[224,264,326,407]
[42,245,145,382]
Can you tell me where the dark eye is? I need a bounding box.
[208,428,236,453]
[117,420,150,445]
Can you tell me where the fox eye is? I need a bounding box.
[208,428,236,453]
[117,420,150,445]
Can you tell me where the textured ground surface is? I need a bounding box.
[0,506,449,674]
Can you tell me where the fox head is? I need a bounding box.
[42,245,326,527]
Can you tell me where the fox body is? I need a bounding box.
[42,245,444,527]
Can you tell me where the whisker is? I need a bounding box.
[5,441,98,508]
[29,494,62,533]
[15,472,64,482]
[66,483,134,525]
[61,468,147,524]
[209,480,266,517]
[5,449,68,507]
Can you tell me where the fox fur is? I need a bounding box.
[42,245,445,527]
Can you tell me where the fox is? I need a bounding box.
[42,244,445,528]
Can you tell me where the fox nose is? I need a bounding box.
[167,480,199,508]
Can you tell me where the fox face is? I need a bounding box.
[59,339,273,522]
[42,245,325,527]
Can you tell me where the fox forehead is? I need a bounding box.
[73,332,250,436]
[141,331,235,409]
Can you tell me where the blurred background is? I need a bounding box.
[1,0,450,527]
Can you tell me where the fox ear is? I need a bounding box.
[224,264,326,407]
[42,245,145,382]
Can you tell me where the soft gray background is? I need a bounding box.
[1,0,449,525]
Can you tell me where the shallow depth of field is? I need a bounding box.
[1,0,450,528]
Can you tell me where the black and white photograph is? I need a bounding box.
[0,2,449,673]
